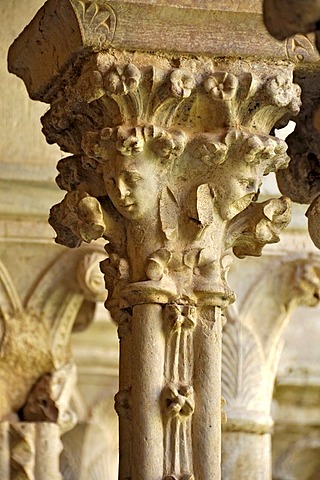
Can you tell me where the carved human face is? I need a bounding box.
[103,154,161,220]
[214,165,262,220]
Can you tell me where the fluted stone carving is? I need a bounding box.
[222,255,320,479]
[8,2,304,479]
[0,422,62,480]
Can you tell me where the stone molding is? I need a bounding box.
[8,0,319,103]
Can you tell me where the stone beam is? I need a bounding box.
[8,0,310,102]
[8,2,305,479]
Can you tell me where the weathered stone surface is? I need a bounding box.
[9,0,319,103]
[0,246,105,422]
[263,1,320,252]
[7,1,313,479]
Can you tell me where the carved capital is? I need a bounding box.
[33,52,301,311]
[222,256,320,425]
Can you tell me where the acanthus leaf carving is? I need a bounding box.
[45,55,301,309]
[227,196,292,259]
[222,317,265,412]
[71,0,116,45]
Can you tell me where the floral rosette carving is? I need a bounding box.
[150,127,187,160]
[104,63,141,95]
[224,129,290,171]
[116,125,145,156]
[170,69,195,99]
[191,133,228,166]
[162,383,195,419]
[164,304,197,332]
[204,71,239,100]
[266,74,301,114]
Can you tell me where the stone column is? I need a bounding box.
[222,256,320,479]
[8,2,304,479]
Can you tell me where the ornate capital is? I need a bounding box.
[222,255,320,431]
[38,52,301,312]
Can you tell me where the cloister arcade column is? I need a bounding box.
[7,1,319,479]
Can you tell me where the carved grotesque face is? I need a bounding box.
[214,164,262,220]
[103,153,161,220]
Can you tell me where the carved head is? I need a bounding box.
[192,129,289,221]
[82,125,186,221]
[214,171,262,221]
[103,151,163,220]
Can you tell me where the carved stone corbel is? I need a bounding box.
[263,1,320,251]
[221,255,320,479]
[263,0,320,52]
[8,3,303,479]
